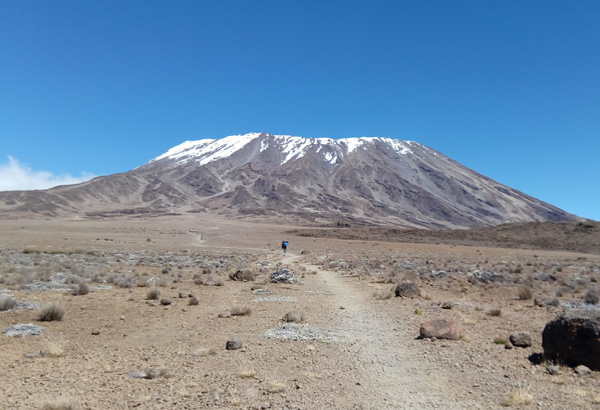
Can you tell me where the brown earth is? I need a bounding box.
[0,215,600,409]
[289,220,600,255]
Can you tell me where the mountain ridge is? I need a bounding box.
[0,132,582,228]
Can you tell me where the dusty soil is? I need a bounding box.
[1,215,600,409]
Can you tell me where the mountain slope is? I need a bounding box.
[0,132,581,228]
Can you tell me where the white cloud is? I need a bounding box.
[0,156,95,191]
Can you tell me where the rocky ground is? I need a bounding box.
[1,216,600,409]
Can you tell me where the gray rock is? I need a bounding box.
[270,269,302,284]
[282,310,305,323]
[226,337,243,350]
[509,331,532,348]
[468,270,506,284]
[534,298,545,307]
[3,323,44,337]
[575,365,592,375]
[264,324,340,343]
[535,272,556,282]
[546,365,560,375]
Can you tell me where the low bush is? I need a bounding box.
[0,294,17,311]
[38,301,64,322]
[517,286,533,300]
[230,304,252,316]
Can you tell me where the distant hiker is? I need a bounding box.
[281,240,288,253]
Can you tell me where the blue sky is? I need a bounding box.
[0,1,598,221]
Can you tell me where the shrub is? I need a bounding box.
[73,281,89,296]
[0,294,17,311]
[39,397,79,410]
[38,301,65,322]
[230,304,252,316]
[43,333,68,358]
[494,337,506,345]
[486,308,502,317]
[517,286,533,300]
[502,388,533,406]
[585,287,599,304]
[147,286,160,300]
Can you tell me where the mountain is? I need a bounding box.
[0,132,581,228]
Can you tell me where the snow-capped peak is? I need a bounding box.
[149,133,418,167]
[151,132,263,165]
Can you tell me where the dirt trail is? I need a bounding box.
[283,252,484,409]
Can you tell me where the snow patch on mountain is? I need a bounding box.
[150,133,418,167]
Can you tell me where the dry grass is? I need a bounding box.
[502,388,533,406]
[143,368,171,379]
[266,380,286,393]
[463,318,477,325]
[230,304,252,316]
[373,285,395,300]
[39,396,79,410]
[238,368,256,379]
[517,286,533,300]
[73,281,89,296]
[146,285,160,300]
[0,294,16,311]
[37,301,65,322]
[43,333,68,358]
[486,308,502,317]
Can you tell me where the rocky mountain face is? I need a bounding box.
[0,132,581,228]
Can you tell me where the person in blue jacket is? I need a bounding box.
[281,240,288,253]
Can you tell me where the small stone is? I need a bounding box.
[504,340,513,349]
[441,302,452,309]
[509,331,532,348]
[282,310,305,323]
[575,365,592,375]
[226,337,243,350]
[160,299,172,306]
[534,298,544,307]
[546,365,560,375]
[120,316,125,320]
[91,329,100,335]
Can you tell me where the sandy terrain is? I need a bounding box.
[1,215,600,409]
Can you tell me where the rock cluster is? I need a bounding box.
[270,269,302,284]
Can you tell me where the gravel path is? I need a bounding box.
[301,259,484,409]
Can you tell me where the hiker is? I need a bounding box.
[281,240,288,253]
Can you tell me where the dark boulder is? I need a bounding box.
[542,307,600,370]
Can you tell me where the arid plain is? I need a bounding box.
[1,215,600,409]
